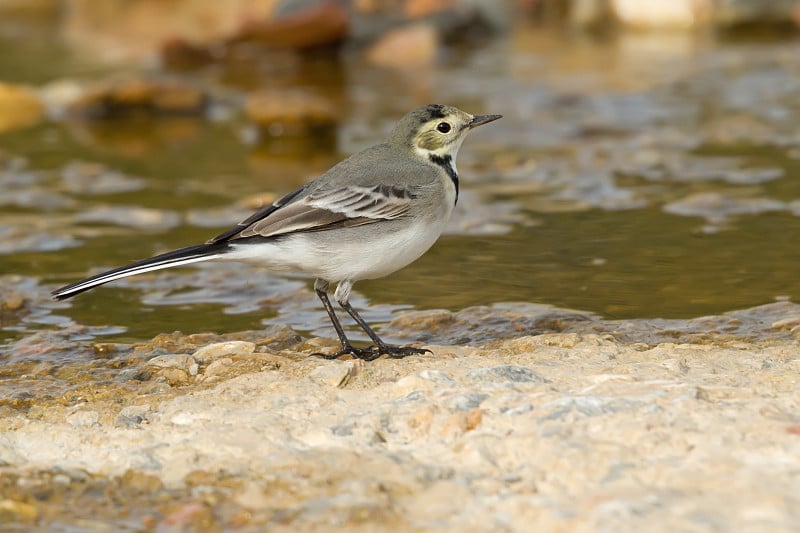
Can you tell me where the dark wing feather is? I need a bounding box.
[208,184,417,243]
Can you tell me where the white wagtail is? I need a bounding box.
[52,104,502,360]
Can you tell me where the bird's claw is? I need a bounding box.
[312,344,430,361]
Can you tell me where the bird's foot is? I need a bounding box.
[313,344,431,361]
[373,344,432,359]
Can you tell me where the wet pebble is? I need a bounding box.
[663,192,786,227]
[76,206,180,230]
[146,354,198,376]
[192,341,256,364]
[60,161,145,194]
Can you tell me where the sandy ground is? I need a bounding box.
[1,302,800,531]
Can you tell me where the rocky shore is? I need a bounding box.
[2,301,799,530]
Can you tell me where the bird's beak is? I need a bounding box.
[469,114,502,129]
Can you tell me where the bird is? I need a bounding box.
[52,104,502,361]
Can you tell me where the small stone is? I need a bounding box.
[308,361,355,388]
[146,353,197,372]
[159,368,190,386]
[771,316,800,331]
[116,404,152,427]
[118,368,143,381]
[192,341,256,364]
[448,393,488,412]
[66,410,99,427]
[201,357,233,379]
[390,310,455,338]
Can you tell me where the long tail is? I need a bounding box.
[52,242,229,300]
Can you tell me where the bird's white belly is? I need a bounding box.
[226,218,447,282]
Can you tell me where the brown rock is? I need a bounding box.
[70,79,207,118]
[63,0,279,61]
[365,23,438,68]
[404,0,456,18]
[231,0,348,49]
[245,89,339,135]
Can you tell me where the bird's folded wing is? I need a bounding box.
[208,184,417,243]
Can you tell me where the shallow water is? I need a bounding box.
[2,23,800,346]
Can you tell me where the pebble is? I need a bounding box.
[200,357,234,380]
[115,405,152,427]
[66,410,100,427]
[192,341,256,364]
[145,354,197,374]
[308,361,355,388]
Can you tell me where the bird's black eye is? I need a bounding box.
[436,122,451,134]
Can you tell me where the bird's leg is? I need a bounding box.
[313,279,381,361]
[334,280,431,359]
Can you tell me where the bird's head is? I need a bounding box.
[388,104,502,161]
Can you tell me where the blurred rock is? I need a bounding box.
[65,117,204,157]
[62,0,280,61]
[163,0,348,69]
[715,0,799,29]
[69,79,208,119]
[308,360,356,387]
[232,0,348,48]
[365,23,439,68]
[0,0,58,20]
[66,410,100,427]
[146,354,198,374]
[192,341,256,364]
[76,206,181,230]
[612,0,713,30]
[245,89,339,136]
[0,83,45,133]
[60,161,145,195]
